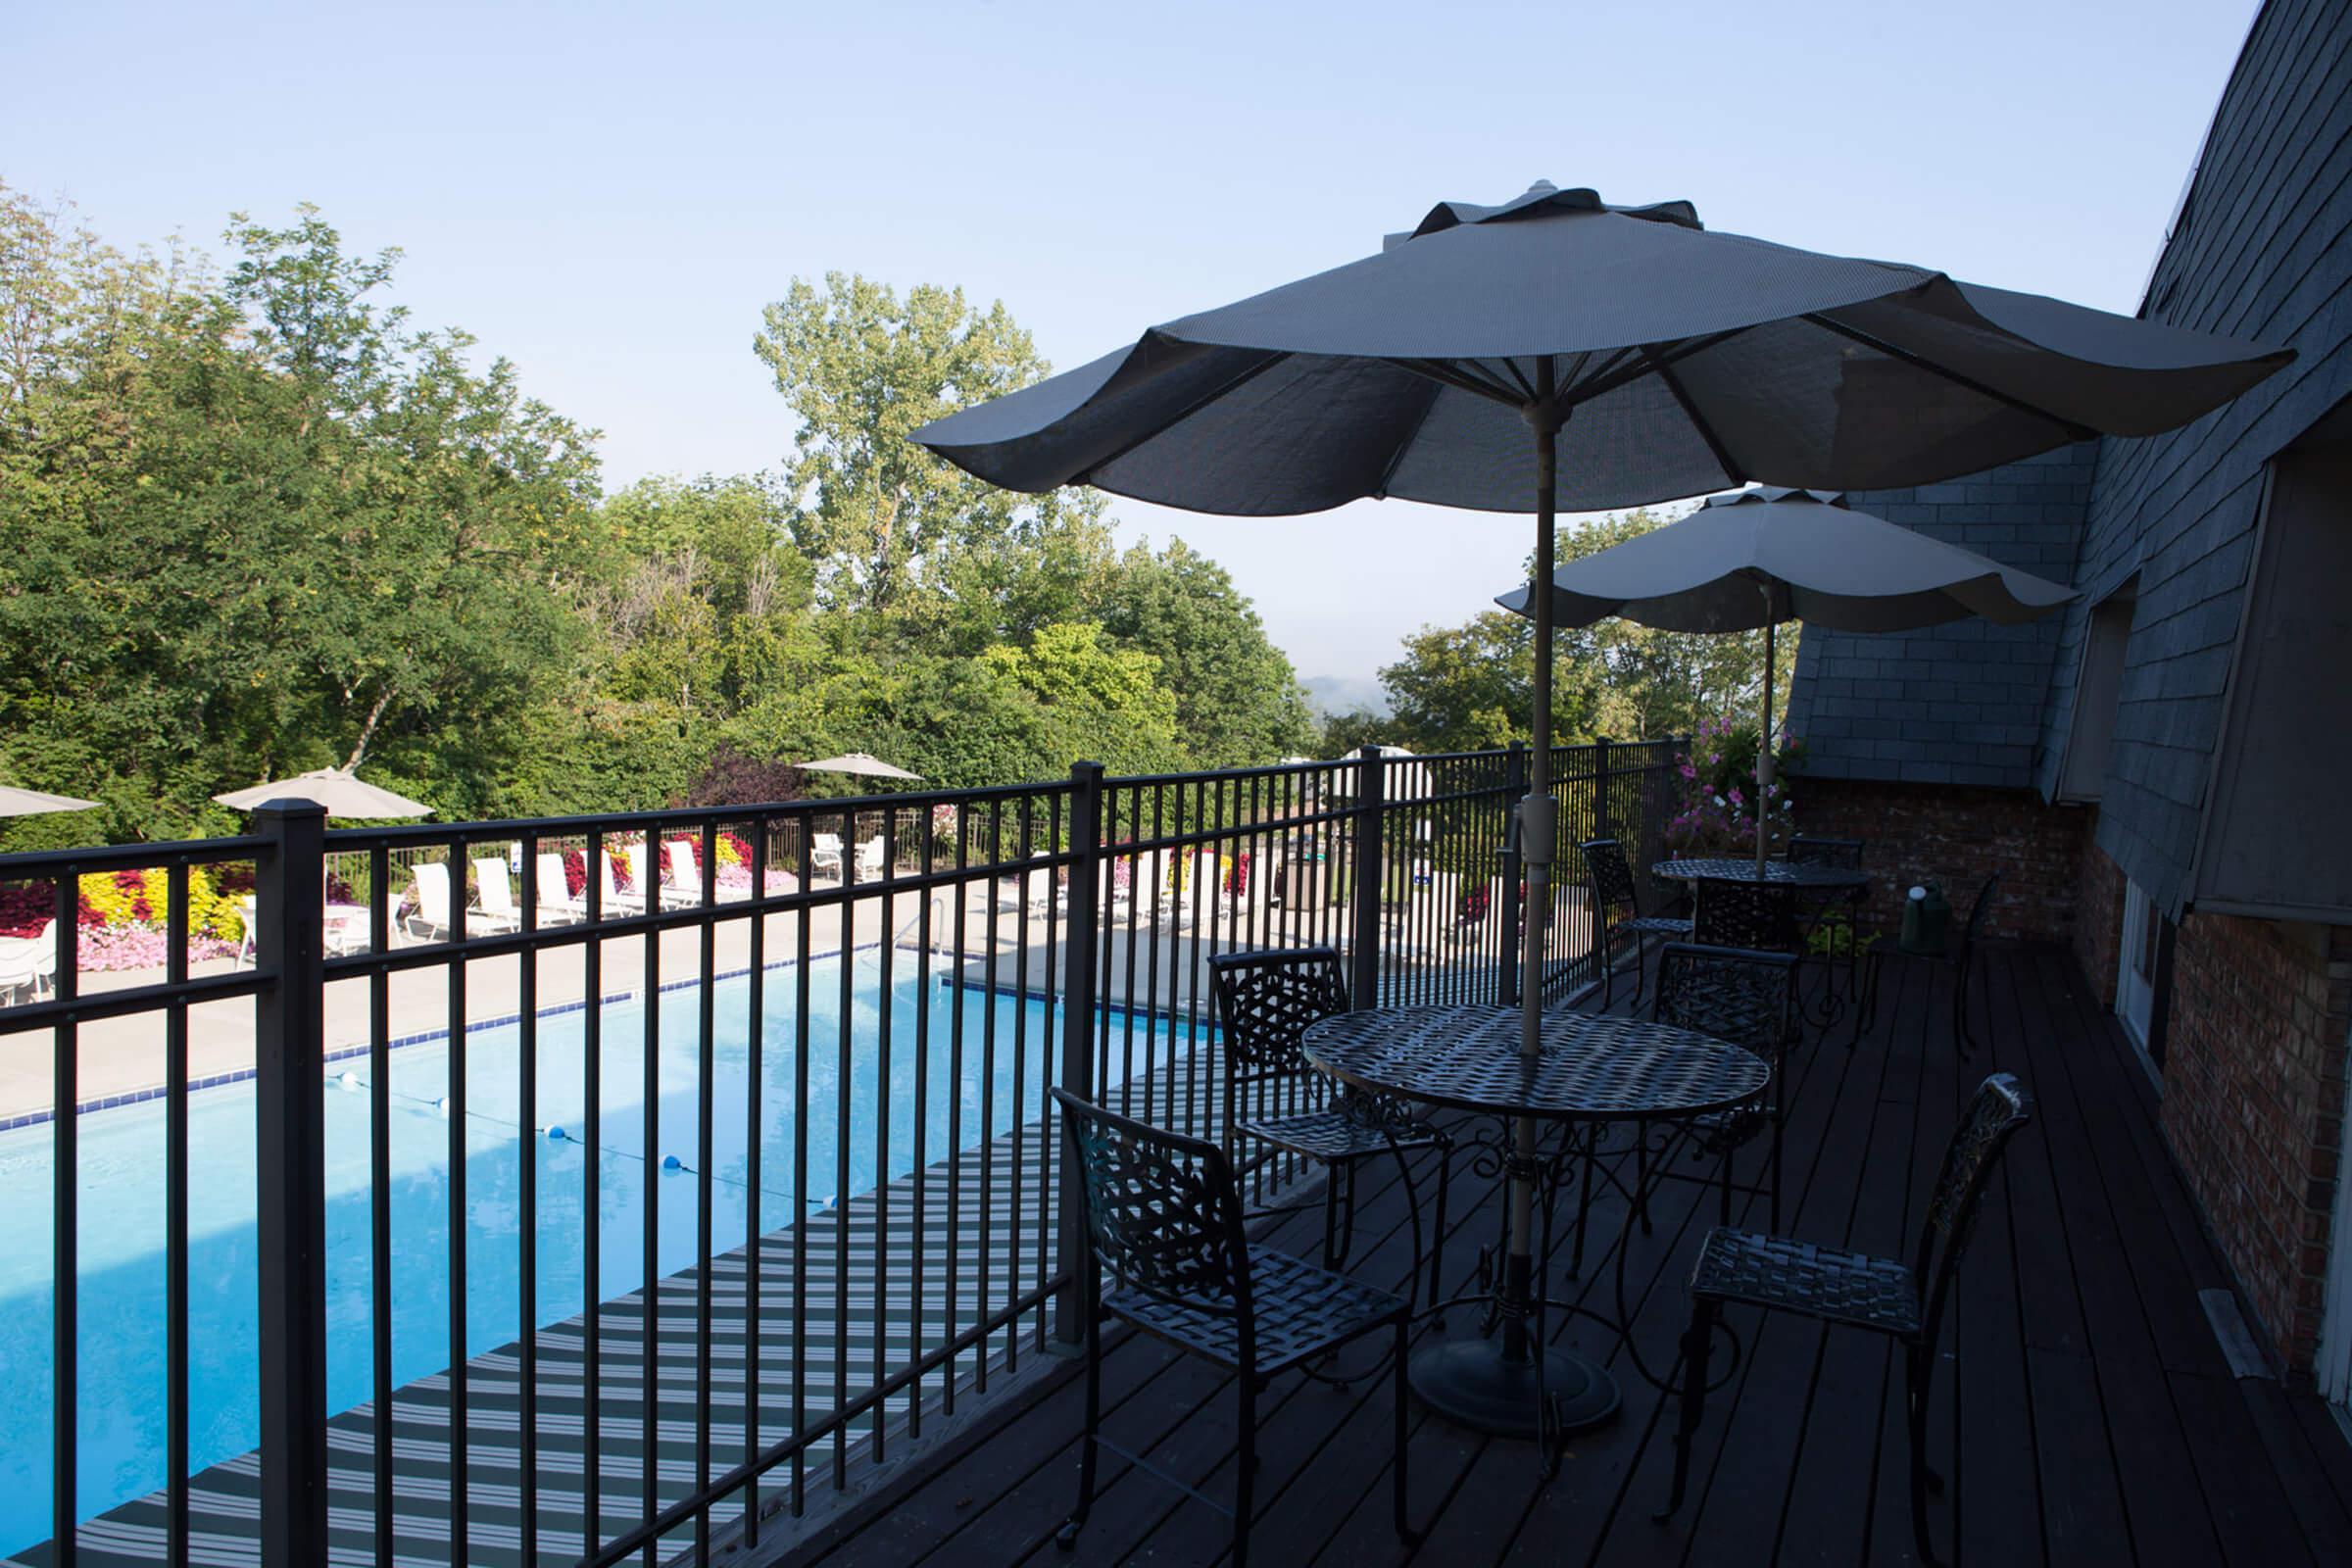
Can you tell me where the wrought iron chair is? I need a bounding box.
[1785,833,1868,1014]
[1691,877,1801,952]
[1050,1088,1416,1563]
[1580,837,1692,1008]
[1652,944,1799,1232]
[1657,1073,2033,1568]
[1853,871,2001,1054]
[1207,948,1449,1304]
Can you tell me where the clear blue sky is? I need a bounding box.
[8,0,2260,690]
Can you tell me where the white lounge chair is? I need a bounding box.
[997,854,1057,917]
[0,920,57,1002]
[811,832,845,880]
[853,835,886,882]
[405,860,520,942]
[662,839,708,907]
[596,848,647,915]
[474,858,528,931]
[536,854,589,923]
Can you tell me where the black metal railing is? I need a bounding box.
[0,738,1679,1567]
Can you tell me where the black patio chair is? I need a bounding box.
[1208,948,1449,1304]
[1580,837,1692,1008]
[1653,944,1799,1232]
[1656,1073,2033,1568]
[1051,1088,1416,1564]
[1787,833,1868,986]
[1691,877,1802,953]
[1852,871,2001,1054]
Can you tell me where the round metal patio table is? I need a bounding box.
[1302,1004,1769,1457]
[1650,856,1872,893]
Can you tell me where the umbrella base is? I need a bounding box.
[1409,1333,1620,1440]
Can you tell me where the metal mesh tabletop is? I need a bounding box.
[1302,1004,1769,1122]
[1652,857,1871,890]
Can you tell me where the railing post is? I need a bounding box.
[1053,760,1105,1349]
[1350,745,1385,1008]
[1499,741,1525,1006]
[1593,734,1612,841]
[252,802,329,1567]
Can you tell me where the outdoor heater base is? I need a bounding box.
[1409,1334,1621,1439]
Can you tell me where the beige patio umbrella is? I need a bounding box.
[0,786,98,817]
[213,767,433,818]
[795,753,923,783]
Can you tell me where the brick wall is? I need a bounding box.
[2161,914,2352,1374]
[2073,825,2126,1009]
[1792,776,2090,944]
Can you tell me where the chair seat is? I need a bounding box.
[1681,1103,1767,1153]
[1107,1247,1406,1375]
[1239,1107,1445,1161]
[1688,1226,1922,1336]
[1622,915,1694,937]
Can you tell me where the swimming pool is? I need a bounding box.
[0,954,1193,1553]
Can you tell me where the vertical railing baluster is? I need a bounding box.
[165,862,189,1568]
[910,805,935,1425]
[518,834,541,1564]
[367,842,393,1565]
[446,834,469,1568]
[640,867,660,1565]
[791,823,812,1516]
[695,820,716,1560]
[253,802,328,1568]
[872,807,894,1460]
[1350,746,1385,1011]
[832,812,853,1489]
[52,862,77,1568]
[1053,762,1104,1348]
[743,816,767,1547]
[584,830,605,1555]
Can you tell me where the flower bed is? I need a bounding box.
[0,866,245,970]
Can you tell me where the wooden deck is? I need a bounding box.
[782,945,2352,1567]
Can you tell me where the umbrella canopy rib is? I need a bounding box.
[1801,312,2100,442]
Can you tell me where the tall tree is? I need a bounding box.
[1089,538,1315,766]
[754,272,1111,635]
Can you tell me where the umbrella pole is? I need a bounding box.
[1757,594,1775,878]
[1510,376,1563,1374]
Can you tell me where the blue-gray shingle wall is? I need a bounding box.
[2051,0,2352,919]
[1782,445,2095,789]
[1784,0,2352,921]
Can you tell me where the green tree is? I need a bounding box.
[1090,538,1314,766]
[754,272,1112,636]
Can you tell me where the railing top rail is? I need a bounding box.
[0,835,272,876]
[321,779,1075,849]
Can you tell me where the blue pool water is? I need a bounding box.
[0,956,1191,1553]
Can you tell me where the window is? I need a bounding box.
[2060,579,2137,802]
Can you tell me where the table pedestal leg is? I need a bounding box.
[1408,1160,1620,1441]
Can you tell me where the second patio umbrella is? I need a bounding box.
[913,179,2284,1440]
[1496,486,2078,873]
[213,767,432,819]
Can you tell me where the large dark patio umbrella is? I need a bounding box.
[912,180,2285,1440]
[1497,486,2079,874]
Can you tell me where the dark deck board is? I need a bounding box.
[783,943,2352,1568]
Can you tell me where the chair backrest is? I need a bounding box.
[814,832,843,857]
[1787,835,1864,869]
[537,854,574,909]
[1050,1086,1250,1324]
[473,858,515,919]
[411,861,451,928]
[1578,837,1640,912]
[856,836,885,873]
[664,839,699,892]
[1652,943,1798,1067]
[622,841,654,892]
[1914,1072,2033,1344]
[1960,870,2003,953]
[1692,880,1800,951]
[1206,946,1348,1084]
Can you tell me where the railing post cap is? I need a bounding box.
[251,799,329,823]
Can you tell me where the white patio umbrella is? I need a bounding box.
[213,767,433,819]
[795,752,923,782]
[0,786,98,817]
[1497,486,2078,872]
